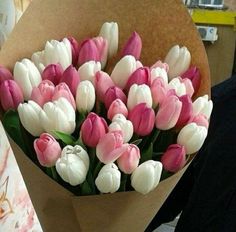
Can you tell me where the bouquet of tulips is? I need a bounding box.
[0,21,212,196]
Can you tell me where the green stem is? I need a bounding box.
[93,161,103,178]
[119,174,128,192]
[51,166,58,181]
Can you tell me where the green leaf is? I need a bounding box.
[2,110,27,153]
[80,170,96,195]
[131,139,143,146]
[53,131,75,145]
[140,142,153,163]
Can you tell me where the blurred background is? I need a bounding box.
[0,0,235,87]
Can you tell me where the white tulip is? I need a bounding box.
[110,55,140,89]
[151,67,168,84]
[76,80,95,113]
[168,77,186,97]
[40,97,76,136]
[13,58,41,100]
[177,122,208,154]
[56,145,89,186]
[164,45,191,80]
[18,100,44,136]
[78,61,101,84]
[193,95,213,120]
[31,51,45,73]
[99,22,118,58]
[95,163,121,193]
[109,114,133,143]
[131,160,163,195]
[127,84,152,110]
[44,38,72,69]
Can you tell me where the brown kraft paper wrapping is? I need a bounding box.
[0,0,210,231]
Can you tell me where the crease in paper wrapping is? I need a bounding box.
[0,0,210,231]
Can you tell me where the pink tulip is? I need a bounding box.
[31,80,55,107]
[151,60,169,72]
[161,144,186,173]
[104,86,127,109]
[117,144,140,174]
[81,112,108,147]
[78,39,99,66]
[128,103,155,136]
[107,99,128,120]
[0,80,24,111]
[181,66,201,94]
[52,82,76,109]
[67,37,79,66]
[94,71,114,101]
[34,133,61,167]
[191,113,209,128]
[125,67,151,91]
[155,95,182,130]
[151,77,168,106]
[96,131,124,164]
[42,63,63,85]
[60,65,80,97]
[0,66,13,85]
[93,37,108,68]
[121,31,142,59]
[176,94,193,128]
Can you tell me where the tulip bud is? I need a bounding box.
[42,63,63,86]
[131,160,163,194]
[81,112,108,147]
[155,95,182,130]
[110,55,140,89]
[96,131,123,164]
[168,77,186,97]
[93,37,109,69]
[107,99,128,120]
[150,67,168,85]
[190,113,209,128]
[13,58,42,100]
[95,163,121,193]
[176,94,193,127]
[192,95,213,120]
[56,145,89,186]
[121,31,142,59]
[104,86,127,109]
[52,82,76,109]
[31,51,45,73]
[164,45,191,79]
[67,37,79,66]
[151,77,169,108]
[117,144,140,174]
[181,77,194,98]
[44,38,72,70]
[151,60,169,72]
[78,60,101,84]
[0,66,13,85]
[76,80,96,113]
[31,80,55,107]
[0,80,24,111]
[181,66,201,94]
[99,22,118,58]
[125,67,151,91]
[18,100,44,136]
[161,144,186,173]
[94,71,114,101]
[40,97,76,136]
[78,39,99,66]
[109,114,133,143]
[128,103,155,136]
[60,65,80,97]
[127,84,152,110]
[34,133,61,167]
[177,122,208,154]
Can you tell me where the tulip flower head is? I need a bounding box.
[34,133,61,167]
[67,37,79,66]
[0,66,13,85]
[107,99,128,121]
[150,67,168,84]
[42,63,63,85]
